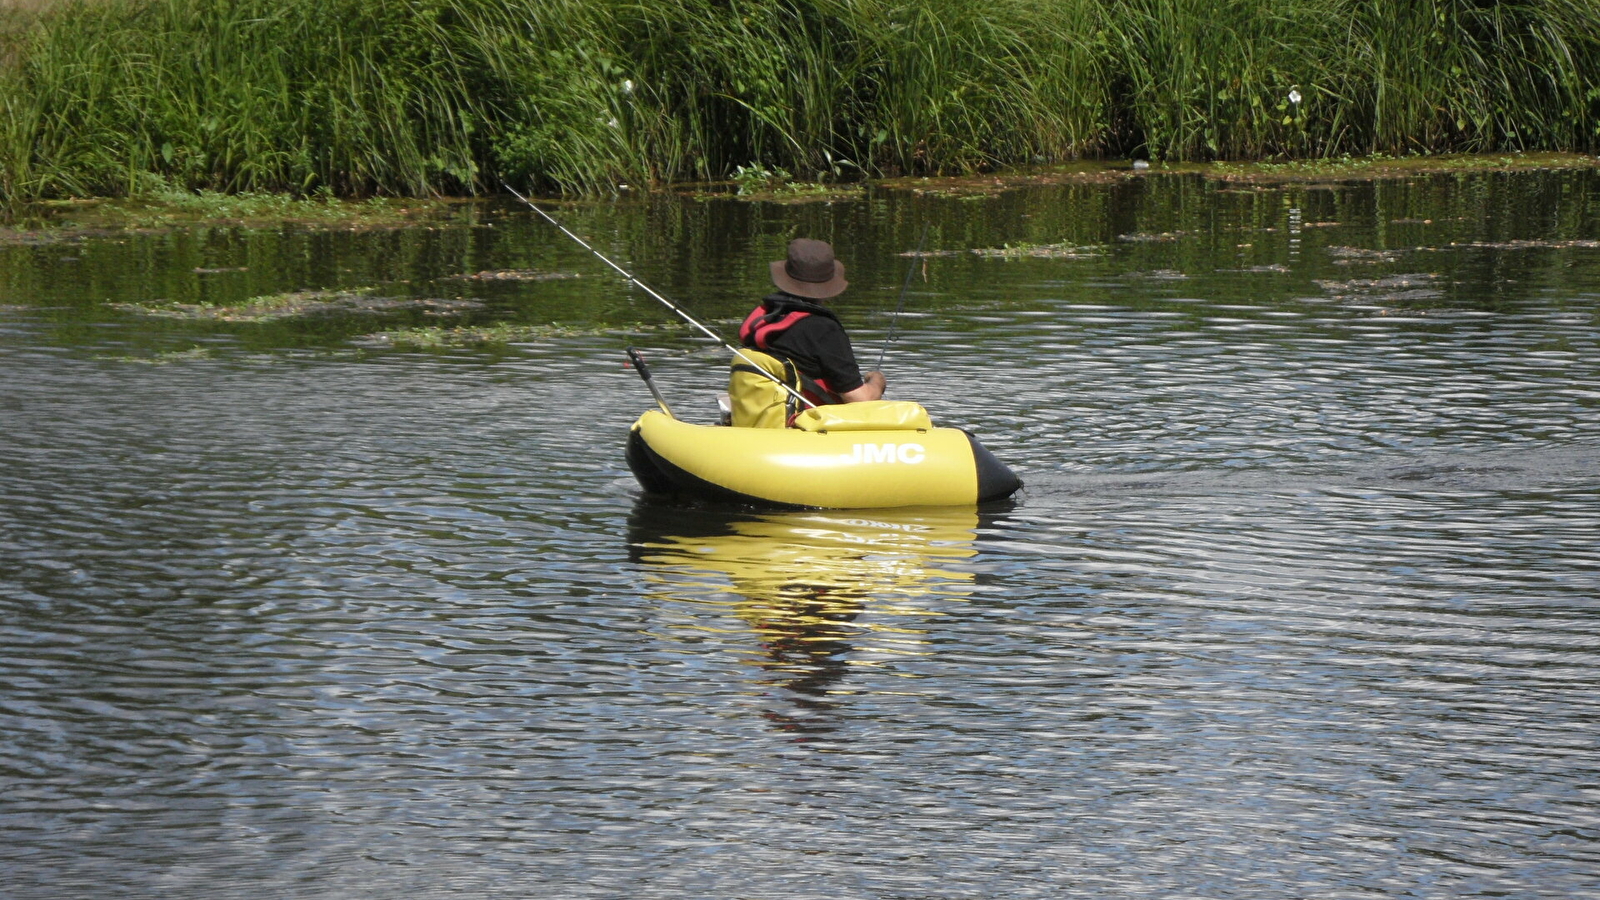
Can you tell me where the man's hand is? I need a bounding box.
[839,370,885,403]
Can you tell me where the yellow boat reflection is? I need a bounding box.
[632,504,979,598]
[629,504,982,736]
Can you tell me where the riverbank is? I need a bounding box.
[875,152,1600,199]
[0,190,472,240]
[3,0,1596,208]
[6,153,1597,238]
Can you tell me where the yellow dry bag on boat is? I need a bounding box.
[728,350,805,428]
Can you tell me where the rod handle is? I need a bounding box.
[626,348,674,418]
[626,347,653,381]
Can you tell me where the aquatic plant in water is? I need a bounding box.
[358,322,582,349]
[971,241,1106,259]
[113,291,484,323]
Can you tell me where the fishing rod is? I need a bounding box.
[502,181,816,412]
[876,223,930,372]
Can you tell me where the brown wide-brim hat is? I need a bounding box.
[770,238,848,300]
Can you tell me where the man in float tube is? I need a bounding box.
[728,238,885,427]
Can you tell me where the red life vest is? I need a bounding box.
[740,305,812,351]
[738,302,840,403]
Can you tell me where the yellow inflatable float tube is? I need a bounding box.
[626,400,1022,509]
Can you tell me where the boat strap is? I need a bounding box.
[730,364,830,406]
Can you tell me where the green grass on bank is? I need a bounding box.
[2,0,1598,210]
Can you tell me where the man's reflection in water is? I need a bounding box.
[740,583,864,737]
[628,501,984,740]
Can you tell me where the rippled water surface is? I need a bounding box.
[4,170,1600,898]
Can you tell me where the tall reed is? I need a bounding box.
[1,0,1596,206]
[1345,0,1600,153]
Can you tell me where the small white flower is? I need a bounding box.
[608,117,619,128]
[1289,89,1303,105]
[622,79,634,94]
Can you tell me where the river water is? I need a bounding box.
[3,169,1599,899]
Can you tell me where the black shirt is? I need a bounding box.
[742,292,866,394]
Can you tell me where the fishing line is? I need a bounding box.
[502,182,816,411]
[876,223,929,372]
